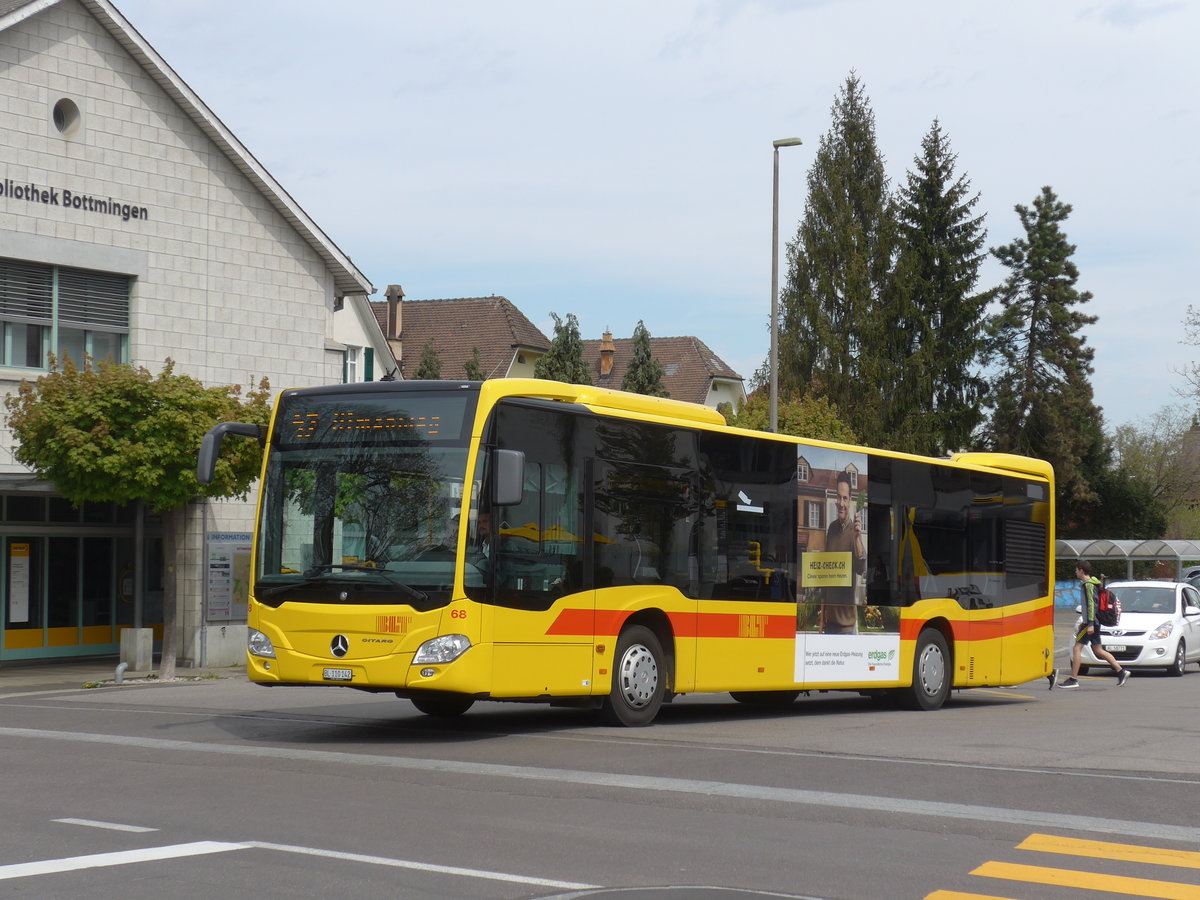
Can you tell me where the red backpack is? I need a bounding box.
[1096,580,1121,627]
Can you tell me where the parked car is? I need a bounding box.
[1078,580,1200,676]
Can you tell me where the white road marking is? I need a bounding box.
[18,698,1196,788]
[2,725,1197,844]
[53,817,157,833]
[0,841,247,880]
[248,842,597,889]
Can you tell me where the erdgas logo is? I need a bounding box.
[330,634,349,658]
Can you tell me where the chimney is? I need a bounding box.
[384,284,404,339]
[599,329,615,378]
[384,285,404,367]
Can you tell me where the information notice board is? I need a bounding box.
[205,533,252,621]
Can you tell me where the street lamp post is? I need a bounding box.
[770,137,802,433]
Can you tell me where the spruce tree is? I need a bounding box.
[534,312,592,385]
[986,186,1104,525]
[893,119,991,455]
[413,338,441,379]
[621,320,668,397]
[777,73,899,446]
[464,346,485,381]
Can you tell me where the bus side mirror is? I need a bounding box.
[197,422,265,484]
[492,449,525,506]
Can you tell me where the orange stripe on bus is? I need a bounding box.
[551,603,1052,641]
[899,605,1053,641]
[547,609,797,639]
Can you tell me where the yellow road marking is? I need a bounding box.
[972,860,1200,898]
[1019,833,1200,870]
[925,891,1023,900]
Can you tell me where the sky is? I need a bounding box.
[113,0,1198,430]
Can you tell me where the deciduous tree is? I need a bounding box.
[724,390,858,444]
[4,358,270,679]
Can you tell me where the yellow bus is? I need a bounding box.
[198,378,1055,726]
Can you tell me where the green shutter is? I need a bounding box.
[364,347,374,382]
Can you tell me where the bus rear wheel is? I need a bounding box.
[903,628,951,710]
[602,625,666,727]
[409,693,475,717]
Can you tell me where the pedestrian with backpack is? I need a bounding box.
[1060,561,1129,689]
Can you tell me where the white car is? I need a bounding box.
[1078,580,1200,676]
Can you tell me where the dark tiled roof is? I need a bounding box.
[372,297,550,380]
[580,335,743,405]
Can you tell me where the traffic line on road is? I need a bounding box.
[53,817,158,833]
[970,859,1200,899]
[2,725,1197,844]
[1018,833,1200,870]
[928,833,1200,899]
[0,841,247,880]
[2,833,597,890]
[248,841,598,890]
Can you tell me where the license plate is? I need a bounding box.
[323,667,353,681]
[1105,645,1126,653]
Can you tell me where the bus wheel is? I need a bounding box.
[409,693,475,717]
[602,625,666,726]
[904,628,950,711]
[729,690,800,706]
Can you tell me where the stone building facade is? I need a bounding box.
[0,0,388,665]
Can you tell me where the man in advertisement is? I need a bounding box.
[819,471,865,634]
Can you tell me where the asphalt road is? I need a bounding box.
[1,637,1198,900]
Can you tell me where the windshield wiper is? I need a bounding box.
[259,564,428,602]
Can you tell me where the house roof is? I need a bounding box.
[581,335,743,405]
[372,297,550,380]
[1,0,373,297]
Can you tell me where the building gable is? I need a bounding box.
[0,0,371,297]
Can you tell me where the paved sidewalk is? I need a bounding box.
[0,658,246,694]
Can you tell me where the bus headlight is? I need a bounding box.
[247,628,276,658]
[413,634,471,664]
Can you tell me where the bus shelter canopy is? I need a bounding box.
[1055,539,1200,580]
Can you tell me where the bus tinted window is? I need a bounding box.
[699,433,796,603]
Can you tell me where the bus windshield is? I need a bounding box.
[254,388,475,608]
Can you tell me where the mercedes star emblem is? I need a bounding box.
[330,634,349,658]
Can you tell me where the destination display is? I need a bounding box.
[275,391,473,446]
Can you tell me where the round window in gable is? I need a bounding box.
[52,98,81,136]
